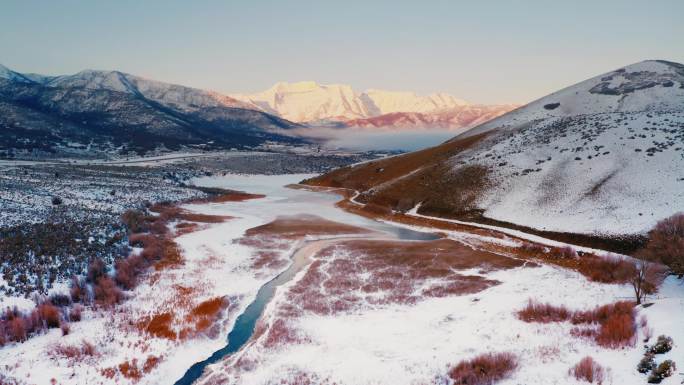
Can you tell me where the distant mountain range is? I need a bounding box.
[0,64,518,156]
[0,64,301,156]
[232,81,517,130]
[305,60,684,250]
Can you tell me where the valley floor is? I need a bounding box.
[1,174,682,385]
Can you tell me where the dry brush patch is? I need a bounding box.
[569,356,607,384]
[517,299,638,348]
[447,352,518,385]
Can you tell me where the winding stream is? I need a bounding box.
[174,176,438,385]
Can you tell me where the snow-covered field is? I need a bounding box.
[198,225,684,384]
[1,173,682,385]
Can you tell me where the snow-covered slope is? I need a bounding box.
[363,89,469,114]
[45,69,254,112]
[232,81,516,128]
[306,60,684,241]
[232,81,373,122]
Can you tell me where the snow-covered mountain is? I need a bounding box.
[305,60,684,247]
[232,81,516,129]
[0,65,302,156]
[342,105,516,132]
[232,81,373,122]
[35,69,255,112]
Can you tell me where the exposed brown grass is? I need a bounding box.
[284,239,525,315]
[139,312,176,340]
[244,214,371,239]
[49,340,97,363]
[448,352,518,385]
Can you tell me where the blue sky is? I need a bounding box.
[1,0,682,104]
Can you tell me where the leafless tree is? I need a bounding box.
[617,260,663,305]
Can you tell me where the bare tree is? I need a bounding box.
[618,260,662,305]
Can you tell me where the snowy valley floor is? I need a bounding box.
[1,174,682,385]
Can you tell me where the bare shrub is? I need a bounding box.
[595,311,636,348]
[48,293,72,307]
[93,277,123,308]
[520,242,545,256]
[517,299,571,323]
[115,255,143,290]
[448,352,518,385]
[35,303,61,329]
[69,276,88,304]
[121,209,149,233]
[86,258,107,283]
[69,305,83,322]
[579,255,635,284]
[638,212,684,276]
[569,356,606,384]
[554,246,577,259]
[519,300,636,349]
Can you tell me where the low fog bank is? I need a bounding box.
[293,127,461,152]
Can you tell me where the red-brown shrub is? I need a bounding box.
[93,277,123,308]
[520,242,545,255]
[142,355,161,373]
[448,352,518,385]
[596,313,636,348]
[35,303,61,329]
[87,258,107,283]
[118,359,142,380]
[70,276,88,304]
[115,255,143,290]
[60,322,70,336]
[9,317,27,342]
[141,312,176,340]
[69,305,83,322]
[579,255,635,284]
[554,246,577,259]
[638,212,684,275]
[519,300,636,349]
[571,301,635,325]
[149,219,169,235]
[517,300,571,323]
[569,356,606,384]
[121,209,149,233]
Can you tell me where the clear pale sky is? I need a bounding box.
[1,0,683,104]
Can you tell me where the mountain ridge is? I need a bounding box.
[0,65,303,156]
[232,80,517,129]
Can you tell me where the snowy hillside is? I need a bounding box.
[232,81,516,128]
[462,60,684,235]
[306,60,684,240]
